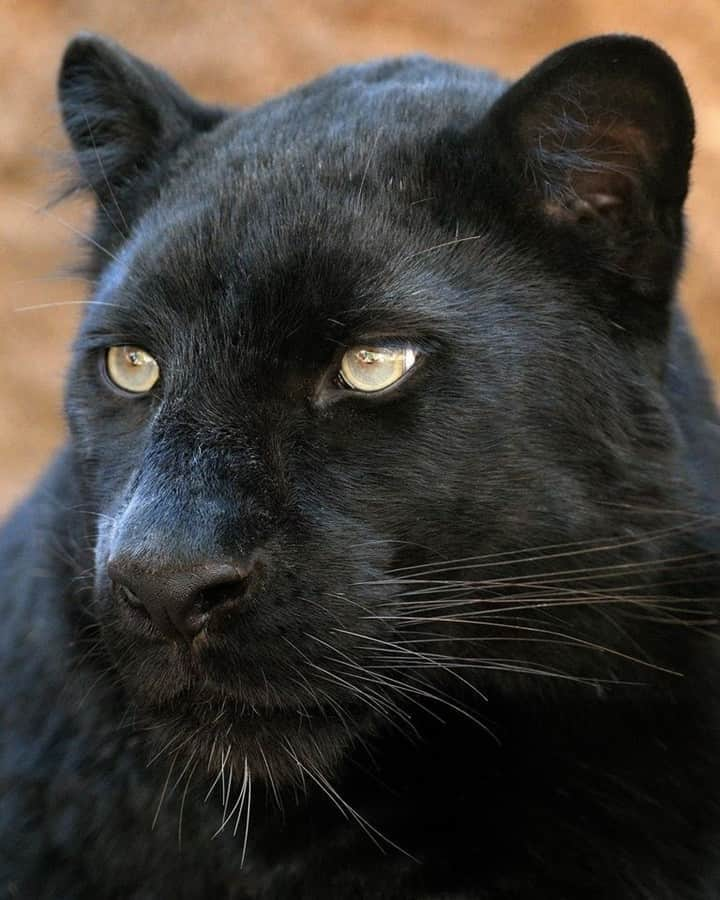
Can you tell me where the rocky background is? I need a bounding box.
[1,0,718,514]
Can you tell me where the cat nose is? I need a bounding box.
[107,557,257,643]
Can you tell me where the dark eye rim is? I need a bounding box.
[98,346,160,399]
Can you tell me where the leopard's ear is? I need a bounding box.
[482,35,694,295]
[58,33,225,227]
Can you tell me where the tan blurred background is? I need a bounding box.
[1,0,718,515]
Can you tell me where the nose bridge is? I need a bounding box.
[105,433,275,643]
[108,408,281,566]
[112,455,223,568]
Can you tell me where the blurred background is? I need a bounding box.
[1,0,718,514]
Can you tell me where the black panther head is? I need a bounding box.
[58,34,698,786]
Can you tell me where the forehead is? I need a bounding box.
[77,60,541,360]
[77,56,524,353]
[82,162,476,356]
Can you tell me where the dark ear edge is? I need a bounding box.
[57,33,225,216]
[482,35,694,293]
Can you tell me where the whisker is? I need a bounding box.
[10,196,120,262]
[14,299,125,313]
[204,744,231,803]
[326,629,488,704]
[376,550,718,596]
[257,740,283,815]
[81,109,131,239]
[283,741,418,862]
[402,231,488,262]
[152,752,178,830]
[177,756,199,849]
[284,636,416,733]
[365,615,683,675]
[381,516,717,579]
[238,759,252,866]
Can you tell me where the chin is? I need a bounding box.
[132,685,375,790]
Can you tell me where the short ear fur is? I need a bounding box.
[58,33,225,230]
[483,35,694,295]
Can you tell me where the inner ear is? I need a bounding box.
[533,112,654,228]
[482,36,694,289]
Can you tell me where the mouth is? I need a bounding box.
[138,688,377,789]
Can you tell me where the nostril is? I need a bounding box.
[113,580,146,612]
[194,572,253,614]
[112,581,150,617]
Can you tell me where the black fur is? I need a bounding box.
[2,33,719,898]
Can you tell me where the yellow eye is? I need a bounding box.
[105,346,160,394]
[339,346,417,393]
